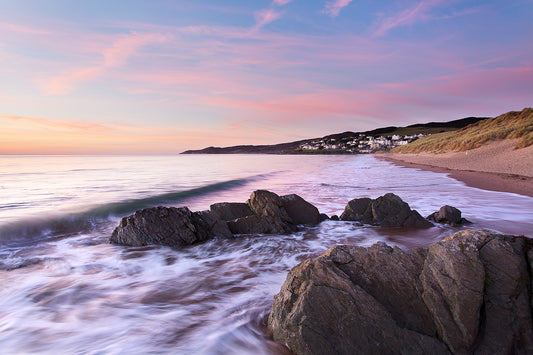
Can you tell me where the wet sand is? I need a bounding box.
[380,139,533,198]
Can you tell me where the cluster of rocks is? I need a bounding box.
[339,193,433,227]
[108,190,533,354]
[110,190,471,247]
[268,230,533,354]
[110,190,321,247]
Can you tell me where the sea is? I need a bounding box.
[1,154,532,354]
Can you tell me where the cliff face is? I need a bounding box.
[268,230,533,354]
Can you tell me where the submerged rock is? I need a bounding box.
[268,230,533,354]
[340,193,432,227]
[109,206,231,247]
[427,205,471,226]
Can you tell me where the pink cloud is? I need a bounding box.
[0,22,51,35]
[373,0,445,37]
[323,0,353,17]
[252,8,283,31]
[272,0,292,5]
[41,32,170,95]
[0,114,115,132]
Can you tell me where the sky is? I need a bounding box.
[0,0,532,154]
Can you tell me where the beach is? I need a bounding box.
[381,139,533,198]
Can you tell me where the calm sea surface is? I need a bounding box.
[1,154,532,354]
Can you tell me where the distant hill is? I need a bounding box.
[181,116,489,154]
[392,108,533,153]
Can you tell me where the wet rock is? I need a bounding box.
[427,205,471,226]
[192,210,233,240]
[228,190,321,235]
[268,230,533,355]
[110,206,231,247]
[340,193,432,227]
[244,190,296,234]
[209,202,254,221]
[280,194,321,226]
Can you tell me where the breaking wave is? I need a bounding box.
[0,177,257,246]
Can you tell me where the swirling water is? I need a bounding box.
[0,154,532,354]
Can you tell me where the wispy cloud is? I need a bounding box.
[0,22,51,35]
[0,114,114,132]
[41,32,170,95]
[373,0,445,37]
[323,0,353,17]
[272,0,292,5]
[252,8,283,31]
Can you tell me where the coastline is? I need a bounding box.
[380,140,533,198]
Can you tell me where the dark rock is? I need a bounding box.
[268,230,533,354]
[340,193,432,227]
[110,206,231,247]
[227,190,321,235]
[339,197,372,222]
[330,215,339,221]
[280,194,321,225]
[191,210,233,240]
[209,202,253,221]
[427,205,471,226]
[319,213,329,221]
[244,190,296,234]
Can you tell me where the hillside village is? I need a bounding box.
[297,133,426,153]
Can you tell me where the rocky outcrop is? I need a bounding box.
[111,190,323,246]
[110,206,232,247]
[268,230,533,354]
[340,193,433,227]
[427,205,471,226]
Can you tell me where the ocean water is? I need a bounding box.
[0,154,532,354]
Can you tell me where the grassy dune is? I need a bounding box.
[392,108,533,153]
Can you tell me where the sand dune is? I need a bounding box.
[383,139,533,197]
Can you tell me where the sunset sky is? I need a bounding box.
[1,0,532,154]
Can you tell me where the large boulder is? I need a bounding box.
[427,205,471,226]
[110,206,232,247]
[268,230,533,354]
[340,193,432,227]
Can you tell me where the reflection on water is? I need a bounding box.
[0,154,532,353]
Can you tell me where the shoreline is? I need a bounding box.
[380,155,533,198]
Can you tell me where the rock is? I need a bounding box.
[227,215,281,235]
[427,205,471,226]
[340,193,432,227]
[227,190,321,235]
[268,230,533,355]
[339,197,372,222]
[319,213,329,221]
[110,206,231,247]
[244,190,296,234]
[192,210,233,240]
[209,202,254,221]
[280,194,321,225]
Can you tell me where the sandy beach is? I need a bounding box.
[382,139,533,198]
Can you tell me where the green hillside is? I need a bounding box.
[392,108,533,153]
